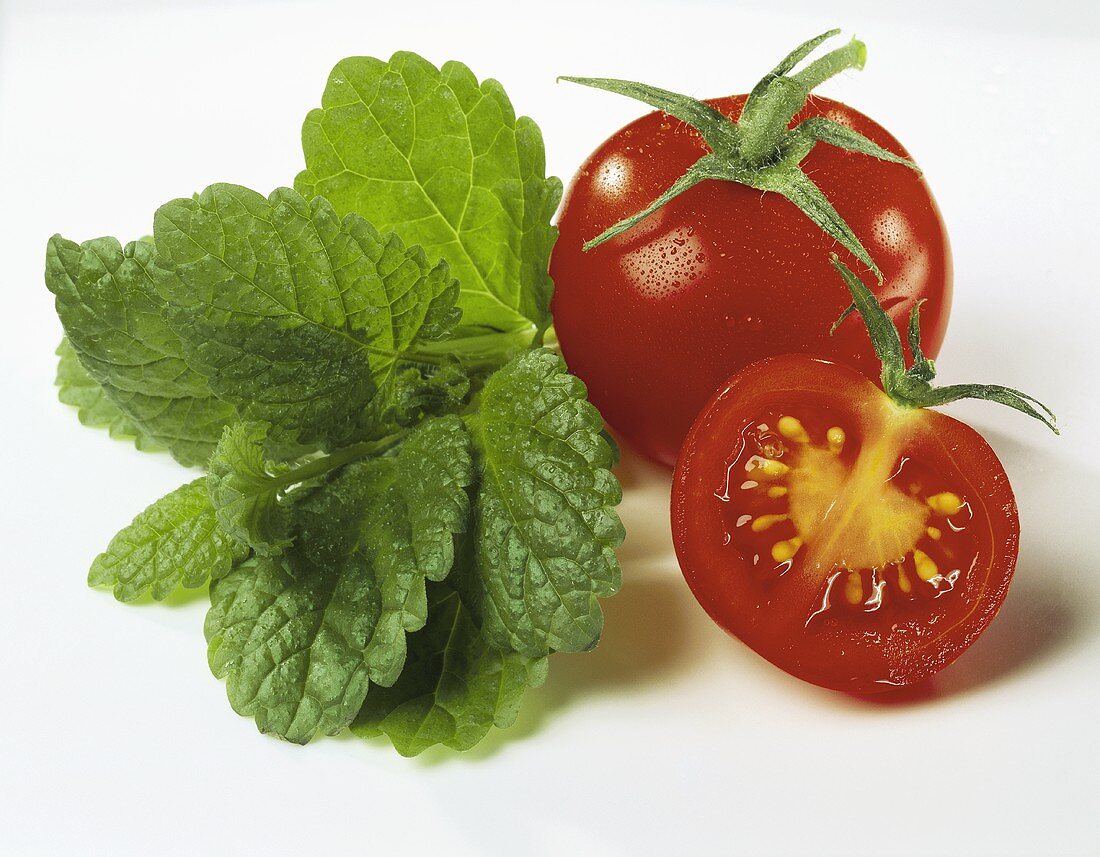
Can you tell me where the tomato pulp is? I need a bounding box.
[551,95,952,466]
[671,357,1018,693]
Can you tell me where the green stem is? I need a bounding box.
[739,37,866,167]
[831,256,1058,434]
[792,38,866,93]
[414,327,535,371]
[271,432,406,489]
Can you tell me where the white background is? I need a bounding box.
[2,1,1098,855]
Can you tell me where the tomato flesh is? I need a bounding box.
[672,357,1018,692]
[551,94,952,467]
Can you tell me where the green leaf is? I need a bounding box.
[283,415,473,686]
[359,415,474,685]
[296,52,562,338]
[55,338,161,453]
[205,465,386,742]
[153,183,460,447]
[89,479,247,602]
[205,415,474,743]
[45,236,237,465]
[207,422,293,556]
[353,579,548,757]
[786,117,920,173]
[205,553,379,744]
[558,76,738,152]
[468,349,624,657]
[392,361,470,427]
[747,164,879,276]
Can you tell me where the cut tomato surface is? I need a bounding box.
[671,356,1019,692]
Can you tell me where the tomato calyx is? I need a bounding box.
[559,29,920,279]
[832,256,1059,432]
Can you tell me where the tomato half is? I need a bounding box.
[671,356,1018,693]
[551,94,952,467]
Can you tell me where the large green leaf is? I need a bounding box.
[153,183,459,447]
[296,52,562,338]
[469,349,624,657]
[45,237,237,465]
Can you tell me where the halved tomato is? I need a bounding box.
[671,356,1019,692]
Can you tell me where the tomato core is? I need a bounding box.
[718,406,977,631]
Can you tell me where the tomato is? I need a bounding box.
[671,356,1018,693]
[551,93,951,466]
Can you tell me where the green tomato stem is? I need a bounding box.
[831,256,1059,434]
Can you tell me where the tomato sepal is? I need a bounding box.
[831,256,1059,432]
[559,30,923,279]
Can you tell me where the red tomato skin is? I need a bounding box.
[670,356,1018,693]
[551,95,952,467]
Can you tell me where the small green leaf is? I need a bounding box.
[353,579,548,757]
[206,553,380,744]
[45,236,237,465]
[786,117,920,173]
[89,479,247,602]
[207,422,292,556]
[264,416,476,688]
[55,338,161,453]
[153,184,460,447]
[297,52,562,337]
[206,467,385,742]
[832,256,1058,432]
[392,361,470,427]
[468,349,624,657]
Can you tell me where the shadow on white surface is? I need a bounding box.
[936,549,1088,693]
[842,547,1092,709]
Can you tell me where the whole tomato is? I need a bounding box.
[551,33,951,466]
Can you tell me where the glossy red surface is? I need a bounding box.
[671,357,1019,693]
[551,94,952,466]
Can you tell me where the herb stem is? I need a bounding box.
[413,327,536,371]
[272,432,406,489]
